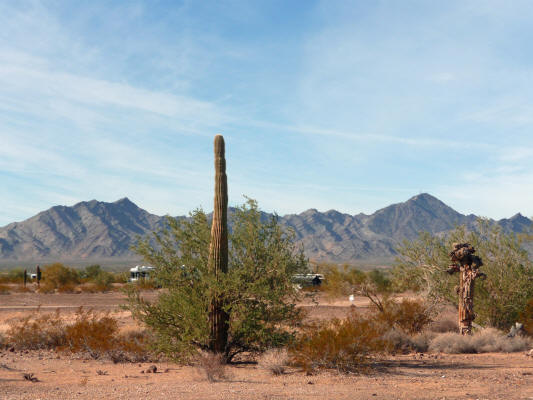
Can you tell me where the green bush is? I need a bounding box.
[318,264,366,298]
[127,198,309,362]
[395,220,533,330]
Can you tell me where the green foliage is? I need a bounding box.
[318,264,366,297]
[394,220,533,330]
[367,269,392,293]
[80,264,102,280]
[79,264,115,291]
[40,263,80,293]
[127,198,309,361]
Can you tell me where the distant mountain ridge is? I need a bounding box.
[0,194,530,264]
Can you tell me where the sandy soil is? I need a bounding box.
[1,351,532,400]
[0,291,532,399]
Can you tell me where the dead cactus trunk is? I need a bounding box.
[447,243,485,335]
[208,135,229,354]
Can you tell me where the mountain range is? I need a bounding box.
[0,194,531,266]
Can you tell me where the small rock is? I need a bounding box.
[146,365,157,374]
[307,381,314,385]
[164,368,170,373]
[140,370,144,374]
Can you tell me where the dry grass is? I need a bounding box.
[0,284,11,294]
[382,329,435,354]
[429,328,532,353]
[373,298,433,335]
[195,352,229,382]
[428,317,458,333]
[6,308,66,350]
[289,310,388,374]
[258,349,288,375]
[4,307,153,362]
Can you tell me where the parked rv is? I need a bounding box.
[129,265,155,282]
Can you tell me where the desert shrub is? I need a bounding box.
[289,310,388,374]
[132,278,158,290]
[382,329,434,353]
[0,268,26,284]
[5,307,152,361]
[127,199,308,362]
[0,284,11,294]
[113,271,129,284]
[258,348,288,375]
[80,265,102,280]
[428,317,458,333]
[367,269,392,293]
[319,264,366,298]
[6,309,66,350]
[196,352,229,382]
[40,263,79,293]
[429,328,531,353]
[395,221,533,330]
[79,265,114,292]
[65,308,118,355]
[372,298,433,335]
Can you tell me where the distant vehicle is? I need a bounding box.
[30,273,37,279]
[129,265,155,282]
[292,273,324,287]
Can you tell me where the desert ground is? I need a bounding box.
[0,290,532,400]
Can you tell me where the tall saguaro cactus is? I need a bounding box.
[447,243,485,335]
[208,134,229,354]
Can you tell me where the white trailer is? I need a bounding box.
[129,265,155,282]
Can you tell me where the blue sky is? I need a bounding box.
[1,0,533,226]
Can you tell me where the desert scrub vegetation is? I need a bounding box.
[38,263,80,293]
[4,307,152,362]
[0,263,127,293]
[317,264,393,299]
[258,348,289,375]
[126,198,309,362]
[289,310,389,374]
[394,220,533,331]
[195,352,230,382]
[429,328,531,354]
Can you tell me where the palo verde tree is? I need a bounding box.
[126,137,309,362]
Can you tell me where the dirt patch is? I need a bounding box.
[0,351,532,399]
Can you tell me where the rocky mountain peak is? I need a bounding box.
[0,195,530,264]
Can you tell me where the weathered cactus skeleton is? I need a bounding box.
[446,243,485,335]
[208,135,229,354]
